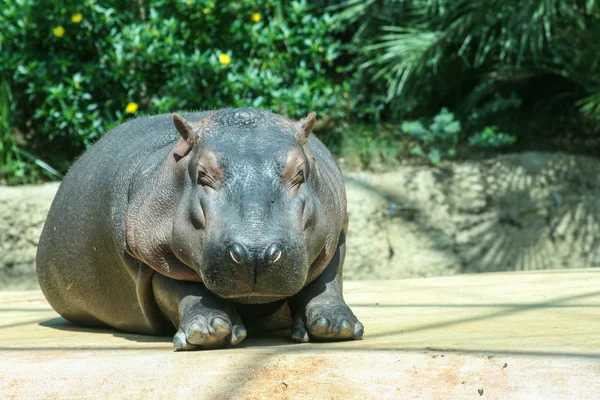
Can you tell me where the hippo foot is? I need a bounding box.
[173,297,247,351]
[291,297,364,343]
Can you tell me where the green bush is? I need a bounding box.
[399,109,516,163]
[0,0,352,183]
[337,124,399,169]
[400,108,461,165]
[2,0,599,184]
[335,0,600,139]
[468,126,516,149]
[0,79,64,183]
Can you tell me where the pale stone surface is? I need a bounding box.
[1,270,599,399]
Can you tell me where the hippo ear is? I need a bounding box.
[294,112,316,145]
[173,113,197,146]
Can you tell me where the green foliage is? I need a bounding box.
[578,91,600,130]
[337,124,399,169]
[0,81,27,184]
[0,0,350,184]
[2,0,599,183]
[400,108,461,165]
[335,0,600,137]
[468,126,516,149]
[0,80,62,184]
[466,92,523,128]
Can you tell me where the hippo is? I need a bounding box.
[36,108,363,350]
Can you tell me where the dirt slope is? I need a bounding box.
[1,152,598,288]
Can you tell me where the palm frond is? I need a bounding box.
[336,0,600,127]
[362,27,442,100]
[578,89,600,130]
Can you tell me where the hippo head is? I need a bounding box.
[169,108,326,304]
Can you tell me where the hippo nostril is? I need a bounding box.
[264,243,283,265]
[229,250,240,264]
[272,250,282,263]
[229,242,247,264]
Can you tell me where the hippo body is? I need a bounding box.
[36,108,363,349]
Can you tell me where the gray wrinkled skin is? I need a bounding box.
[36,108,363,350]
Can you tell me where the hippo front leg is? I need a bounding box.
[289,233,364,342]
[152,273,247,350]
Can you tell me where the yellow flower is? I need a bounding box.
[125,102,139,114]
[53,26,65,38]
[251,13,261,23]
[218,53,231,65]
[71,13,83,23]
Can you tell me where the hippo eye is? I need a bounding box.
[292,170,304,186]
[197,170,213,187]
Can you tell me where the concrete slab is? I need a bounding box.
[1,269,599,399]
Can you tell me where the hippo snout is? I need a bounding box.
[200,235,307,303]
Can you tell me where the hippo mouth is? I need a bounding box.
[220,292,289,304]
